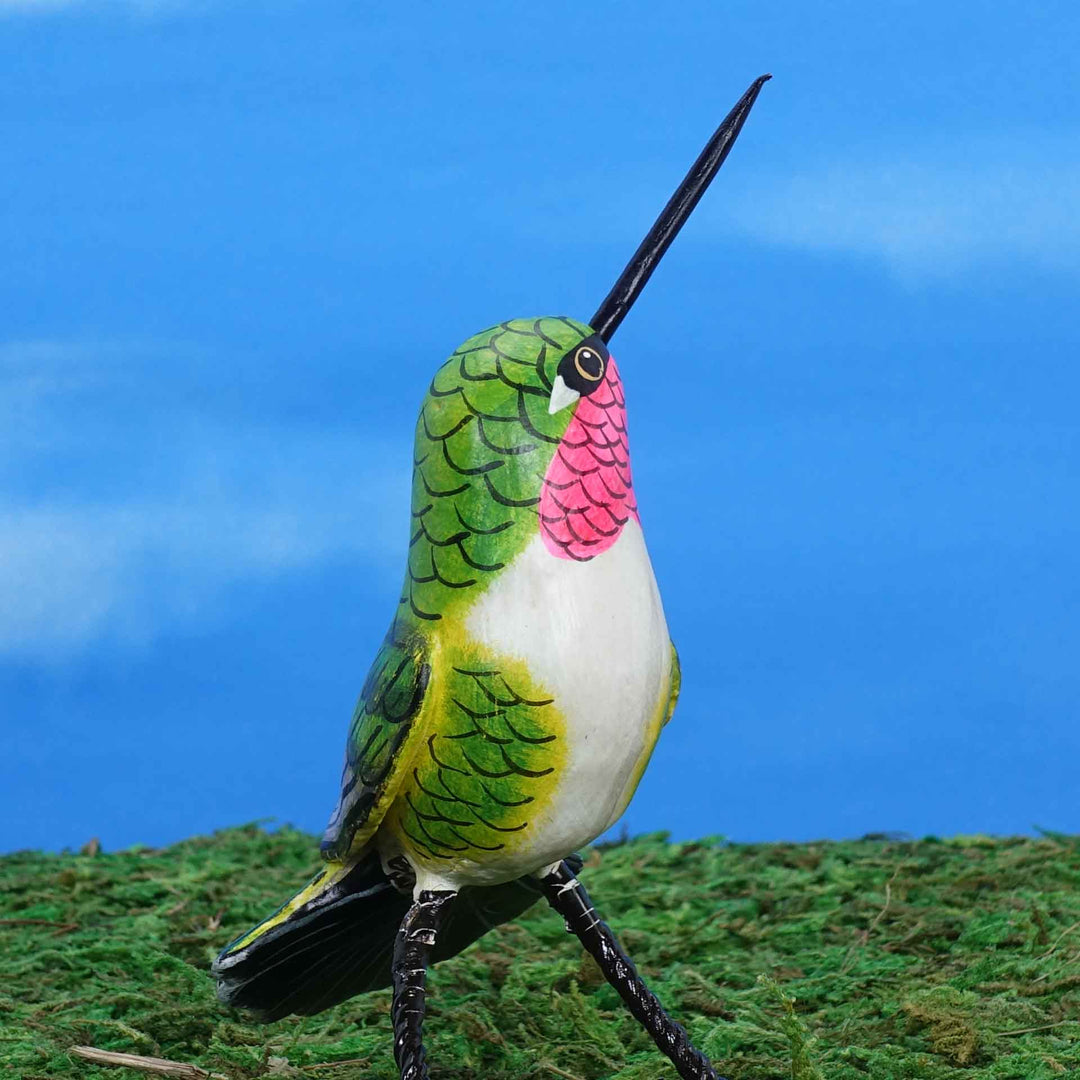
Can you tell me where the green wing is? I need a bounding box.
[321,623,431,860]
[389,654,566,863]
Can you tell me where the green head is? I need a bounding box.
[427,315,602,430]
[406,317,595,625]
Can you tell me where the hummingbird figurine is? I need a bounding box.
[213,75,770,1080]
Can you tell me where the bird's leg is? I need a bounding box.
[541,861,723,1080]
[390,889,456,1080]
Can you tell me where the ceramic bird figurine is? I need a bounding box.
[213,74,770,1080]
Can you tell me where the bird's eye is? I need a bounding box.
[550,333,611,413]
[574,346,604,382]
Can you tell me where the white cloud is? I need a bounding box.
[718,143,1080,280]
[0,340,408,658]
[495,133,1080,283]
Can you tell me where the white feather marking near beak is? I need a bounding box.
[548,374,581,415]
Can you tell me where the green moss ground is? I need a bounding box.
[2,826,1078,1079]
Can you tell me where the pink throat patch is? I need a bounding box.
[540,358,639,561]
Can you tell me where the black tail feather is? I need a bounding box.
[212,852,582,1020]
[212,850,407,1019]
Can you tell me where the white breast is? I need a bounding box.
[465,519,671,870]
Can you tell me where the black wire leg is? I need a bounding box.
[390,889,456,1080]
[541,861,723,1080]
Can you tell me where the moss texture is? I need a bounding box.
[2,826,1078,1079]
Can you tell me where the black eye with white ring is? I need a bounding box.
[556,334,610,398]
[573,345,604,382]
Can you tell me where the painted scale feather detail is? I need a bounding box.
[539,357,638,561]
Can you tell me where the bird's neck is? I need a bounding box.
[539,359,638,561]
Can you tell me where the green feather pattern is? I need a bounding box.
[402,316,591,623]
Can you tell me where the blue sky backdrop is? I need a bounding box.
[3,1,1079,853]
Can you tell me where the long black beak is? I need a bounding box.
[589,74,771,344]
